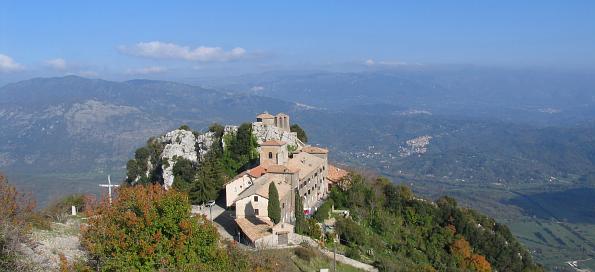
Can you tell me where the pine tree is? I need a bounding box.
[268,182,281,224]
[188,148,225,205]
[290,124,308,143]
[294,189,305,234]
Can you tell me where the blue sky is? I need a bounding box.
[0,1,594,81]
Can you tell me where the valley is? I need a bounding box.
[1,71,595,271]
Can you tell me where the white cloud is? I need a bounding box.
[125,66,167,75]
[45,58,67,70]
[364,59,375,66]
[120,41,247,62]
[0,54,24,72]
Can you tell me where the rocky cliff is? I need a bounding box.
[133,122,304,188]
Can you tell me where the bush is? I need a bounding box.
[313,199,333,222]
[43,194,88,223]
[294,246,316,262]
[345,246,360,260]
[335,218,367,247]
[81,184,231,271]
[0,174,37,271]
[304,219,322,240]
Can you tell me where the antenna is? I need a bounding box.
[99,175,119,204]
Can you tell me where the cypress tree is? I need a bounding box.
[268,182,281,224]
[294,189,305,234]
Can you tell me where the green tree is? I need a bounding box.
[313,199,333,222]
[189,149,225,204]
[172,157,197,192]
[232,123,251,160]
[290,124,308,143]
[81,184,231,271]
[208,123,225,139]
[179,124,191,131]
[294,190,306,234]
[268,182,281,224]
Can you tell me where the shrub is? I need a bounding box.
[345,247,360,260]
[313,199,333,222]
[294,246,316,262]
[81,184,231,271]
[44,194,88,223]
[304,219,322,240]
[0,174,37,271]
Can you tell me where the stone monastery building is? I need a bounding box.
[224,112,344,247]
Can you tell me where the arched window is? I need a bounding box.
[268,152,273,159]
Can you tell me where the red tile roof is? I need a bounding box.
[327,164,349,183]
[247,165,267,177]
[261,140,287,146]
[256,112,274,119]
[264,165,297,174]
[302,146,329,154]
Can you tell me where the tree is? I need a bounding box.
[451,238,492,272]
[208,123,225,139]
[172,157,197,192]
[268,182,281,224]
[179,124,191,131]
[313,199,333,222]
[189,149,225,204]
[290,124,308,143]
[81,184,231,271]
[294,190,306,234]
[0,174,37,271]
[232,123,257,162]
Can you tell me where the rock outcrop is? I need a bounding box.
[136,121,304,188]
[225,122,305,148]
[158,129,215,188]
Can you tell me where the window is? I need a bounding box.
[254,196,259,202]
[255,209,259,215]
[282,203,285,208]
[268,152,273,159]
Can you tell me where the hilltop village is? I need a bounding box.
[225,112,347,247]
[126,112,349,248]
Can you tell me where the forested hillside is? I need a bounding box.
[326,173,543,271]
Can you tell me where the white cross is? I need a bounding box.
[99,175,119,204]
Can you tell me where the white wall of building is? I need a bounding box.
[235,194,269,218]
[225,174,254,207]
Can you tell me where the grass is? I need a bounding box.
[290,246,364,272]
[509,220,595,270]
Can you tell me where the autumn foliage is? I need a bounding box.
[0,174,36,270]
[81,184,231,271]
[451,238,492,272]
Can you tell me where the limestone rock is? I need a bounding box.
[158,129,215,188]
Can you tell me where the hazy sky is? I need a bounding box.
[1,1,594,81]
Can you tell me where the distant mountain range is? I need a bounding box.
[1,70,594,205]
[206,67,595,126]
[0,76,301,175]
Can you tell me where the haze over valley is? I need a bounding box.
[1,1,594,271]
